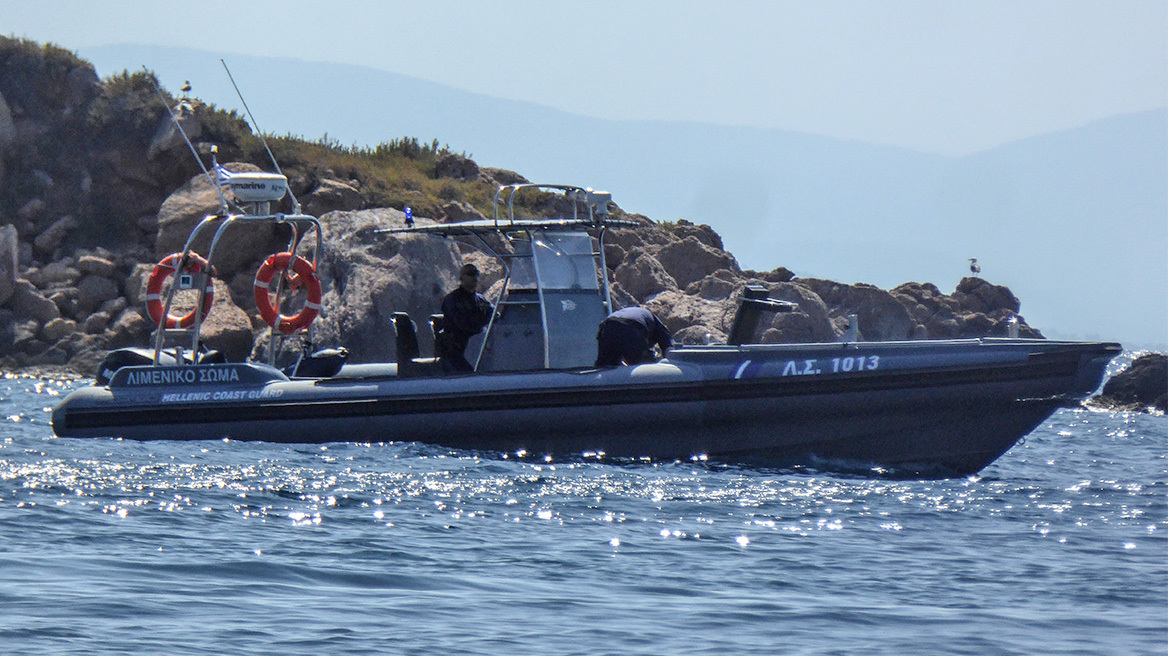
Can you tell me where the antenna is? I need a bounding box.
[144,68,234,214]
[220,59,303,214]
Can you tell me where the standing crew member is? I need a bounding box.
[437,264,493,373]
[595,306,673,367]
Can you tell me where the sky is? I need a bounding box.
[4,0,1166,155]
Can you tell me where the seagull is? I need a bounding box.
[969,258,980,276]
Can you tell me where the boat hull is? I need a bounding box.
[52,339,1120,475]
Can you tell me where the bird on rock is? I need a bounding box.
[969,258,981,276]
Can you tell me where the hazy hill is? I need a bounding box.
[81,44,1167,348]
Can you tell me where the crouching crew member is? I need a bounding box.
[437,264,493,373]
[595,306,673,367]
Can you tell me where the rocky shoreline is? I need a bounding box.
[3,38,1157,403]
[1089,354,1167,413]
[0,166,1046,377]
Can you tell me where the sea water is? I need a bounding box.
[0,358,1164,656]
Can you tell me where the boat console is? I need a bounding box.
[382,184,638,374]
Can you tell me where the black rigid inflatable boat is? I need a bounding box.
[52,182,1121,475]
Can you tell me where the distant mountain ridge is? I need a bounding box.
[80,44,1167,348]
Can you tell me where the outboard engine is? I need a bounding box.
[727,285,798,345]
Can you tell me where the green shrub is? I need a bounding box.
[86,70,170,147]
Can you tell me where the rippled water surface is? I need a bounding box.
[1,370,1165,655]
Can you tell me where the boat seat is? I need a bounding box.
[392,311,441,377]
[393,312,421,361]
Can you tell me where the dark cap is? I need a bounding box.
[459,264,480,277]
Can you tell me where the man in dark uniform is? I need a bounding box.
[437,264,493,373]
[595,306,673,367]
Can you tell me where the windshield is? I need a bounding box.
[531,232,598,291]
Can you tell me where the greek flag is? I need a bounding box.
[214,164,233,187]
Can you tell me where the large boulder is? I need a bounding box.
[303,178,364,217]
[642,278,836,346]
[83,311,111,335]
[742,266,796,283]
[602,241,626,270]
[40,317,78,343]
[76,253,116,278]
[439,200,486,224]
[613,248,677,302]
[644,289,734,342]
[26,260,80,289]
[762,282,837,344]
[1090,354,1167,412]
[309,208,464,363]
[98,147,172,224]
[65,332,111,376]
[107,307,153,349]
[479,167,528,187]
[892,281,960,338]
[11,318,44,356]
[198,278,255,361]
[686,268,741,301]
[607,281,638,312]
[606,224,674,256]
[798,278,915,341]
[891,280,1041,339]
[435,153,480,180]
[666,219,725,251]
[123,262,154,306]
[655,236,737,289]
[953,276,1020,315]
[33,215,79,255]
[16,198,47,233]
[75,274,121,315]
[9,279,60,323]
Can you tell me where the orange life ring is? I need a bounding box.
[253,252,321,334]
[145,252,215,329]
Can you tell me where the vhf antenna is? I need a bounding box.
[144,67,237,215]
[220,59,303,215]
